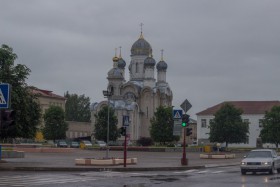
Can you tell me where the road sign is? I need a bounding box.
[180,99,192,113]
[123,115,130,127]
[173,109,183,119]
[173,119,182,136]
[0,83,10,109]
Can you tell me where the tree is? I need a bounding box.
[150,106,176,145]
[64,91,91,122]
[260,106,280,148]
[209,103,249,148]
[94,106,118,143]
[0,44,41,139]
[42,106,68,142]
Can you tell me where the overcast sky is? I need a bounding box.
[1,0,280,118]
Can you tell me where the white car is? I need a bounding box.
[240,149,280,175]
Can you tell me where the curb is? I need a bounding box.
[0,163,241,172]
[0,165,206,172]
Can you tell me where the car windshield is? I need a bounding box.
[247,151,272,158]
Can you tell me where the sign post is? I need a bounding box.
[122,115,130,168]
[180,99,192,166]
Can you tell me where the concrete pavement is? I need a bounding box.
[0,148,245,171]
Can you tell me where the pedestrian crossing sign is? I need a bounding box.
[123,115,130,127]
[0,83,10,109]
[173,109,183,119]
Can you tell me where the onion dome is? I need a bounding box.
[144,55,156,67]
[108,68,123,78]
[156,60,168,71]
[118,58,126,69]
[108,49,123,78]
[131,34,152,56]
[157,49,167,70]
[117,46,126,69]
[112,56,119,62]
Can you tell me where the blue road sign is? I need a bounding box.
[123,115,130,127]
[173,109,183,119]
[0,83,10,109]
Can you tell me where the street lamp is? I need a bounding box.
[103,89,112,159]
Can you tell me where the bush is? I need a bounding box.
[137,137,154,146]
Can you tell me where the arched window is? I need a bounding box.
[136,63,139,73]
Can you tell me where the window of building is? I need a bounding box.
[136,63,139,73]
[201,119,207,128]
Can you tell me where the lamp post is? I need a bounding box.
[103,89,112,159]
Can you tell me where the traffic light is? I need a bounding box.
[181,114,190,127]
[186,127,192,136]
[0,110,16,137]
[119,127,126,136]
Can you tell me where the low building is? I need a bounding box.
[31,88,93,141]
[196,101,280,148]
[31,88,66,128]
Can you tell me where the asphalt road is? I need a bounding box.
[1,166,279,187]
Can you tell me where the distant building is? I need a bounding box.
[31,88,92,141]
[196,101,280,148]
[91,30,173,142]
[31,88,66,128]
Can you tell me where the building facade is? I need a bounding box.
[196,101,280,148]
[32,88,92,141]
[91,31,173,142]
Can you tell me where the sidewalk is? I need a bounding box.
[0,149,244,172]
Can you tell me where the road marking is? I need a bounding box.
[196,170,209,174]
[174,169,199,174]
[211,171,224,174]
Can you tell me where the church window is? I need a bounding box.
[146,107,148,118]
[136,63,139,73]
[110,86,114,95]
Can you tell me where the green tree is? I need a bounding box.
[43,106,68,142]
[64,91,91,122]
[209,103,249,148]
[0,44,41,139]
[260,106,280,148]
[94,106,118,143]
[150,106,176,145]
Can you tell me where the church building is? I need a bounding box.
[91,30,173,142]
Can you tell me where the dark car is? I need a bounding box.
[69,141,79,148]
[57,140,68,148]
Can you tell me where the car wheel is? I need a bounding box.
[269,165,275,175]
[241,169,246,175]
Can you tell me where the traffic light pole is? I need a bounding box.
[181,127,187,165]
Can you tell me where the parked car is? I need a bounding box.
[57,140,68,148]
[94,140,107,149]
[69,141,79,148]
[80,140,93,149]
[240,149,280,175]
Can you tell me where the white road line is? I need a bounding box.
[174,169,199,174]
[196,170,209,174]
[211,171,224,174]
